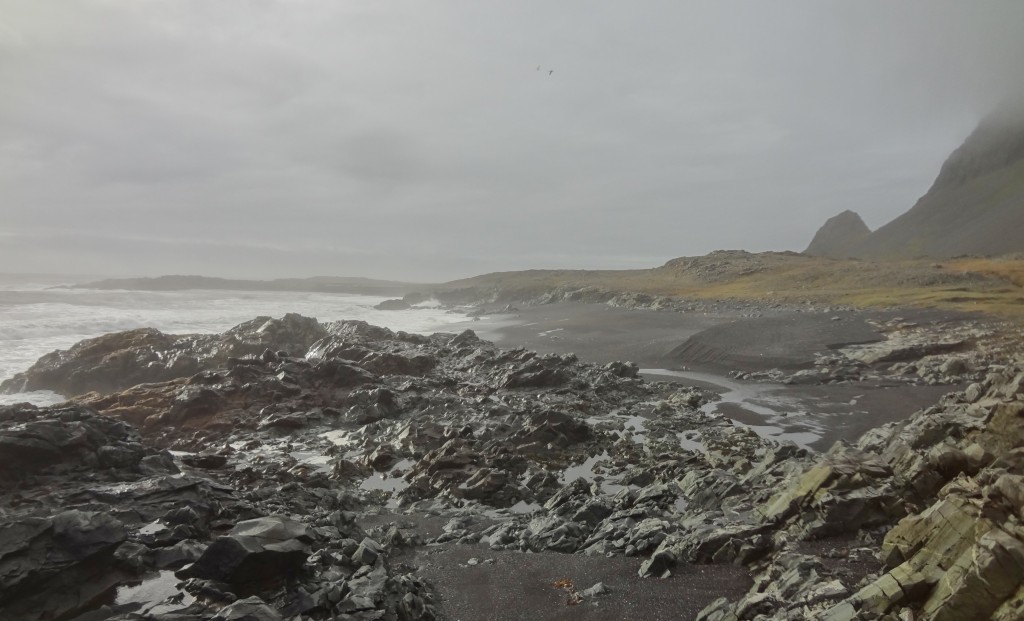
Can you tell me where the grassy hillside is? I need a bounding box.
[432,251,1024,322]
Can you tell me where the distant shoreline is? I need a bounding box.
[67,274,426,297]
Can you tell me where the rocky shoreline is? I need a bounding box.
[1,311,1022,620]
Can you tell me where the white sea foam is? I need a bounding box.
[0,278,472,405]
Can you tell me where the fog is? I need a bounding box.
[2,1,1023,281]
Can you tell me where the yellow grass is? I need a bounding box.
[946,258,1024,288]
[439,253,1024,323]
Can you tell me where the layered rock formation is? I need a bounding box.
[688,361,1024,620]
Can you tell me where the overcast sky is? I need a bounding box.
[2,1,1023,281]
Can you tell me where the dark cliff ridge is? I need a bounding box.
[806,101,1024,259]
[803,210,872,258]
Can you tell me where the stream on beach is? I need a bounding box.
[641,369,826,448]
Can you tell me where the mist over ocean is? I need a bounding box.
[0,274,468,406]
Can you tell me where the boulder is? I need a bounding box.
[178,516,314,589]
[351,537,384,567]
[523,515,587,553]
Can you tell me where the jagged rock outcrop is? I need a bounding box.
[0,399,435,621]
[0,404,175,481]
[0,511,128,621]
[804,210,872,258]
[692,359,1024,620]
[0,313,327,396]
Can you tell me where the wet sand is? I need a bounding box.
[367,506,753,621]
[446,302,964,450]
[451,302,733,368]
[412,546,751,621]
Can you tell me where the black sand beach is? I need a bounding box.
[448,302,966,450]
[413,546,751,621]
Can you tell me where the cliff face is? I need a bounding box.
[804,210,872,258]
[807,103,1024,259]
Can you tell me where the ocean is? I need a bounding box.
[0,274,472,406]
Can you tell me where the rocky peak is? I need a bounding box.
[803,210,871,258]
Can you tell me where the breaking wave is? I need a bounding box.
[0,281,470,401]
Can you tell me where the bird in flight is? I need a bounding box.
[548,69,554,75]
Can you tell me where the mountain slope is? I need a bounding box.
[853,103,1024,258]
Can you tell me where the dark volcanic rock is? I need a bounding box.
[512,411,592,448]
[359,351,437,376]
[178,516,314,589]
[0,511,127,621]
[0,404,166,480]
[0,313,328,397]
[500,354,576,388]
[0,328,178,395]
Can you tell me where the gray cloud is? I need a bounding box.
[2,1,1023,280]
